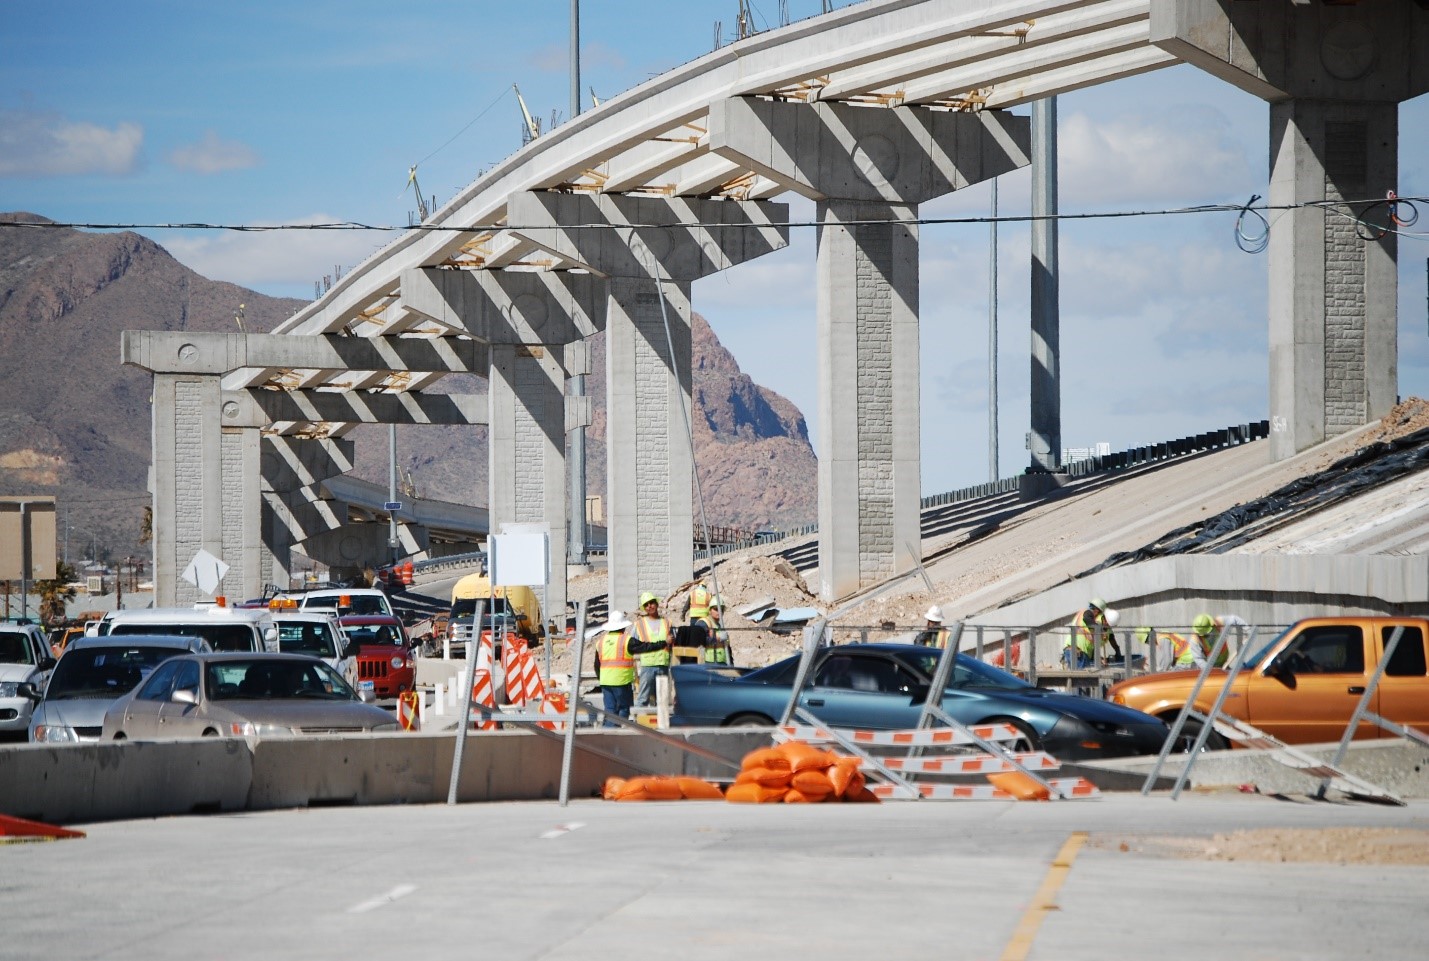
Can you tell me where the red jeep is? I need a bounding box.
[339,614,414,700]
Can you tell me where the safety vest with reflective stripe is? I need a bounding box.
[1167,632,1199,667]
[696,615,728,663]
[1065,609,1102,656]
[688,584,712,621]
[599,631,636,686]
[633,616,672,667]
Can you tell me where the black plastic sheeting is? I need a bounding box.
[1080,423,1429,577]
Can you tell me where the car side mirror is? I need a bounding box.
[172,688,199,705]
[908,682,932,704]
[17,681,40,702]
[39,657,56,672]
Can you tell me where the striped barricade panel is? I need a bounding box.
[881,751,1060,775]
[870,777,1101,802]
[778,722,1023,747]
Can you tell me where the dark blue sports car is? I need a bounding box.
[670,643,1168,761]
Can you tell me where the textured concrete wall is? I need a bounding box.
[817,202,921,600]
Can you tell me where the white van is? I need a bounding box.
[99,606,278,654]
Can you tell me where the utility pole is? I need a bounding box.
[568,0,589,568]
[988,177,999,483]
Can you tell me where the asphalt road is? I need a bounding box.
[4,793,1425,961]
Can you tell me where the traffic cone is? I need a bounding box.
[396,690,420,731]
[537,690,568,731]
[471,669,497,730]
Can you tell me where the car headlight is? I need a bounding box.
[390,656,405,669]
[32,724,78,743]
[0,681,19,698]
[229,721,299,738]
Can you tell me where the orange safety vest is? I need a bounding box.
[1167,632,1199,667]
[599,631,636,686]
[633,616,672,667]
[696,615,728,663]
[1066,609,1102,656]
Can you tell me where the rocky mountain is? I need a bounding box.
[0,212,817,564]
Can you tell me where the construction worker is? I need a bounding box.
[686,582,713,623]
[1210,613,1249,667]
[1064,597,1120,668]
[593,610,636,725]
[696,595,732,665]
[1191,613,1220,666]
[632,591,673,707]
[915,606,951,648]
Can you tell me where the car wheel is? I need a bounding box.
[724,712,776,728]
[1163,715,1227,753]
[201,728,219,738]
[982,716,1041,753]
[113,732,127,741]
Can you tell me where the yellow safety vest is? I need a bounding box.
[1066,609,1101,656]
[688,584,712,620]
[633,616,672,667]
[1167,632,1198,667]
[696,615,728,663]
[598,631,635,686]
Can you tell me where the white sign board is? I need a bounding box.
[487,532,549,587]
[181,549,229,596]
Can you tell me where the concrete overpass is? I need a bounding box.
[125,0,1426,618]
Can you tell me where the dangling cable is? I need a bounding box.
[1234,194,1269,254]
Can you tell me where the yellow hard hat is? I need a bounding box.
[639,591,660,607]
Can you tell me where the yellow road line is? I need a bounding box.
[1000,831,1089,961]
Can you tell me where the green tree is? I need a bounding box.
[35,561,79,627]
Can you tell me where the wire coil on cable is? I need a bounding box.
[1234,194,1270,254]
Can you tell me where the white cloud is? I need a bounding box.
[161,216,399,294]
[0,110,142,177]
[168,130,260,174]
[1060,106,1257,206]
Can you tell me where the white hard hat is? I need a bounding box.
[603,610,632,632]
[924,605,944,623]
[1103,608,1120,627]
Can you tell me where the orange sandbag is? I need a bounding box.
[741,746,792,772]
[603,777,626,800]
[726,781,788,803]
[782,788,814,803]
[780,740,837,773]
[676,776,725,800]
[790,769,835,799]
[826,757,861,797]
[617,776,685,801]
[735,766,793,788]
[986,770,1051,801]
[843,785,880,803]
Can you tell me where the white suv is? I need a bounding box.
[1,623,55,739]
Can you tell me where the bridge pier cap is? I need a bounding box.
[1151,1,1429,458]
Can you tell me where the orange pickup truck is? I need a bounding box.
[1105,616,1429,748]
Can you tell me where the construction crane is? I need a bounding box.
[405,165,430,222]
[514,84,541,144]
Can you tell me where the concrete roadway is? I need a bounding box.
[4,793,1425,961]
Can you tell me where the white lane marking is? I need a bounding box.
[538,822,586,839]
[347,884,417,914]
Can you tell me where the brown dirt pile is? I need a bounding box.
[1096,827,1429,865]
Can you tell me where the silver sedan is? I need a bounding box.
[103,652,400,739]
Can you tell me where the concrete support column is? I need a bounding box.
[1268,100,1398,459]
[489,344,569,633]
[1028,97,1061,473]
[150,374,261,606]
[816,201,921,601]
[604,276,695,609]
[1151,0,1427,459]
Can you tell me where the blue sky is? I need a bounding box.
[3,1,1427,498]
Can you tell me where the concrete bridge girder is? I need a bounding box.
[507,192,791,609]
[708,99,1032,601]
[1150,0,1429,460]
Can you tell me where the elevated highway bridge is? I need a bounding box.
[122,0,1426,624]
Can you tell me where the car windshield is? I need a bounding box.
[450,598,513,621]
[45,646,184,699]
[207,659,356,701]
[0,630,36,665]
[343,624,402,647]
[109,622,255,653]
[276,622,338,658]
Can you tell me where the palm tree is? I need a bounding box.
[35,561,79,627]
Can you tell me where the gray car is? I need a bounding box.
[27,634,212,743]
[103,652,400,740]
